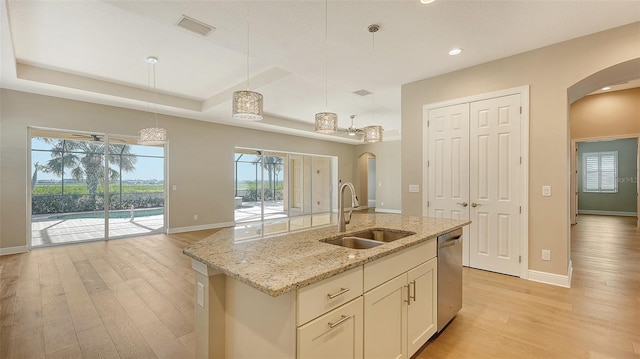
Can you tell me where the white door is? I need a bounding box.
[427,103,471,266]
[426,94,521,276]
[469,94,521,276]
[427,103,470,221]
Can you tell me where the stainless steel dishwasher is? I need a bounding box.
[437,228,463,332]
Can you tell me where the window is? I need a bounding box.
[582,151,618,193]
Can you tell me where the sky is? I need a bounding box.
[31,137,164,181]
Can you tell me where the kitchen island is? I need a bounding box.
[183,213,469,358]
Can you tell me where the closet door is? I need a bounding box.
[427,104,470,221]
[469,94,521,276]
[427,103,471,266]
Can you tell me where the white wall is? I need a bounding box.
[0,89,359,251]
[401,22,640,276]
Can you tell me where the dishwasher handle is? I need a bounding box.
[437,229,463,249]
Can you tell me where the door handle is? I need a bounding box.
[456,202,468,207]
[471,202,481,208]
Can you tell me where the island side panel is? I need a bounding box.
[192,260,226,359]
[225,278,297,358]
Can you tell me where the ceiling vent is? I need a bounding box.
[177,15,215,36]
[353,89,373,96]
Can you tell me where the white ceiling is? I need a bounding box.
[2,0,639,144]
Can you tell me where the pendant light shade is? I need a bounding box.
[363,125,383,143]
[232,90,263,121]
[139,56,167,145]
[138,127,167,145]
[315,112,338,133]
[314,0,337,134]
[232,2,263,121]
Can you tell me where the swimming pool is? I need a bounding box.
[51,208,164,220]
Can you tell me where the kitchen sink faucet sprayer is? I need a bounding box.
[338,182,359,232]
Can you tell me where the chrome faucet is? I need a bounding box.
[338,182,359,232]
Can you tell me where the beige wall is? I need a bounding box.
[571,87,640,139]
[0,89,357,251]
[401,22,640,276]
[356,140,402,212]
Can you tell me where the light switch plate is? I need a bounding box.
[542,185,552,197]
[408,185,420,193]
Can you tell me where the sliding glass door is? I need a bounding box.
[30,129,165,247]
[234,148,335,223]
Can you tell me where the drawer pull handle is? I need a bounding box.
[410,280,416,302]
[405,285,411,305]
[327,288,350,299]
[328,315,352,329]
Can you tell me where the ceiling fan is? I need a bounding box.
[346,115,363,137]
[70,134,126,143]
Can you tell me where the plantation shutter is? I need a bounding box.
[582,151,617,193]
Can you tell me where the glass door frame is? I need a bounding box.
[27,127,167,248]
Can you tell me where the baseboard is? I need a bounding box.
[528,260,573,288]
[0,245,29,256]
[578,210,637,217]
[167,221,235,234]
[374,208,402,214]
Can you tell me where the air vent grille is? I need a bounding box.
[353,89,373,96]
[177,15,215,36]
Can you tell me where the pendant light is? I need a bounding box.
[363,24,383,143]
[138,56,167,145]
[347,115,360,136]
[314,0,337,133]
[232,1,263,121]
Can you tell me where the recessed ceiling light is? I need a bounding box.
[448,48,463,56]
[420,0,436,4]
[601,86,611,91]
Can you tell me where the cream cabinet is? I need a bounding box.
[363,242,438,359]
[297,297,363,359]
[407,258,437,356]
[363,274,408,358]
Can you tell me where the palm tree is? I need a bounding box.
[263,156,283,199]
[39,138,136,208]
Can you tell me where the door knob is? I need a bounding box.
[456,202,468,207]
[471,202,481,208]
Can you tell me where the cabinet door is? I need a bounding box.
[297,297,363,359]
[407,258,438,356]
[364,275,408,359]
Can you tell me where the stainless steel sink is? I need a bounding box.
[348,228,416,243]
[321,228,416,249]
[323,236,383,249]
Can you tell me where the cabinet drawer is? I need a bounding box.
[297,266,363,326]
[297,297,363,359]
[364,239,436,292]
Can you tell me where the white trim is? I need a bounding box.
[375,208,402,214]
[528,265,572,288]
[421,85,530,279]
[167,221,234,234]
[0,246,29,256]
[578,210,637,216]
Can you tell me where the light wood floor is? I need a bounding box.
[1,215,638,358]
[417,214,640,359]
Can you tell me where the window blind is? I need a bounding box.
[582,151,617,193]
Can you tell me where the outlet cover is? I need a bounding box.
[542,249,551,261]
[542,185,552,197]
[196,282,205,307]
[408,185,420,193]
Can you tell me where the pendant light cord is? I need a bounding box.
[151,61,159,127]
[324,0,328,110]
[246,1,250,90]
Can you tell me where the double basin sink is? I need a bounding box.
[321,228,416,249]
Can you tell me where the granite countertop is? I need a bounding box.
[183,213,470,297]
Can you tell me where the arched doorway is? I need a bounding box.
[568,58,640,229]
[358,153,376,211]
